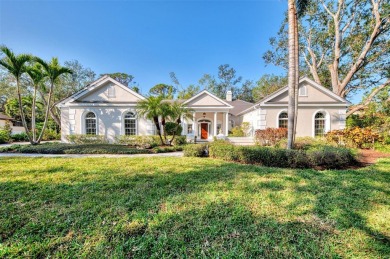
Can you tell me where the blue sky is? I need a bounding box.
[1,0,287,95]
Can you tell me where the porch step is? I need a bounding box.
[227,137,255,146]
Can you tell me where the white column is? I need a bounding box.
[214,112,217,136]
[193,112,197,137]
[225,112,229,136]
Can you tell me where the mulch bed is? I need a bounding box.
[357,149,390,166]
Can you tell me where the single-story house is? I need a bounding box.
[57,76,350,143]
[0,112,25,134]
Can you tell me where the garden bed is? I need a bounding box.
[0,143,183,155]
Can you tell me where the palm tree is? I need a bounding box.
[136,96,166,145]
[166,101,193,144]
[35,57,72,143]
[0,45,33,142]
[26,64,46,143]
[287,0,309,149]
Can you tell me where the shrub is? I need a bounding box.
[42,129,61,141]
[66,134,109,144]
[153,146,183,153]
[0,129,11,144]
[172,135,187,146]
[277,137,331,150]
[326,127,380,149]
[115,135,160,149]
[230,126,245,137]
[183,144,208,157]
[255,128,287,146]
[307,146,357,169]
[164,122,183,136]
[208,141,238,161]
[11,132,29,142]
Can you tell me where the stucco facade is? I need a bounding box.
[57,76,349,142]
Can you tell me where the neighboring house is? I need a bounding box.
[0,112,25,134]
[57,76,350,143]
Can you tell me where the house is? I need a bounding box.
[57,76,350,143]
[0,112,25,134]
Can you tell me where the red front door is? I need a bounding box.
[201,123,208,139]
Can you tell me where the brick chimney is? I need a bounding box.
[226,90,232,102]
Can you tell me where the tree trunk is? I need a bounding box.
[287,0,297,149]
[16,78,33,144]
[37,81,54,143]
[31,85,37,142]
[293,12,299,143]
[153,117,164,145]
[39,90,61,127]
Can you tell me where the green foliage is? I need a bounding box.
[149,83,176,99]
[66,134,109,144]
[164,122,182,136]
[172,135,187,146]
[115,135,160,149]
[197,141,356,169]
[183,144,208,157]
[11,132,29,142]
[255,128,288,146]
[0,143,152,154]
[326,127,381,149]
[0,129,11,144]
[230,126,245,137]
[252,74,287,102]
[100,72,133,86]
[277,137,331,150]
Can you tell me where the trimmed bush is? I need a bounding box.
[172,135,187,146]
[164,122,183,136]
[115,135,160,149]
[255,128,287,146]
[187,142,357,169]
[277,137,331,150]
[11,132,29,142]
[67,134,109,144]
[183,144,208,157]
[307,146,357,169]
[0,129,11,144]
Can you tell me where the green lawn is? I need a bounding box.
[0,157,389,258]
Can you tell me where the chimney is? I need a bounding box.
[226,90,232,102]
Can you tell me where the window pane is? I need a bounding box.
[85,112,96,135]
[279,112,288,128]
[314,112,325,136]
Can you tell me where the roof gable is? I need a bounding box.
[58,76,145,106]
[237,77,350,115]
[183,90,233,108]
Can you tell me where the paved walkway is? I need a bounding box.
[0,152,183,158]
[0,141,59,148]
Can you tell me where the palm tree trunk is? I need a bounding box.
[16,78,33,144]
[39,89,61,126]
[31,85,37,142]
[153,117,164,145]
[37,81,53,143]
[293,11,299,143]
[287,0,297,149]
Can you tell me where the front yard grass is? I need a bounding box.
[0,157,389,257]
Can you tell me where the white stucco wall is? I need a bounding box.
[61,106,154,143]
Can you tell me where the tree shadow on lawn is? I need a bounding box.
[0,157,389,257]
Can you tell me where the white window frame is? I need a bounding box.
[312,110,330,137]
[83,111,98,135]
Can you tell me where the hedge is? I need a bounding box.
[187,141,357,169]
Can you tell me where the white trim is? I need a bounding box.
[57,76,146,107]
[121,109,138,136]
[312,109,330,137]
[81,110,98,135]
[237,77,351,116]
[299,85,308,96]
[183,90,233,108]
[276,109,288,128]
[197,117,213,139]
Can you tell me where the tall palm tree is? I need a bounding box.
[287,0,309,149]
[35,57,72,143]
[26,64,46,143]
[0,45,33,142]
[136,96,166,145]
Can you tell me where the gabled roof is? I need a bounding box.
[0,112,14,120]
[57,75,146,107]
[237,77,351,116]
[183,90,233,108]
[226,99,253,116]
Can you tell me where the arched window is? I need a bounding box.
[314,112,326,136]
[278,112,288,128]
[85,112,96,135]
[124,112,137,135]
